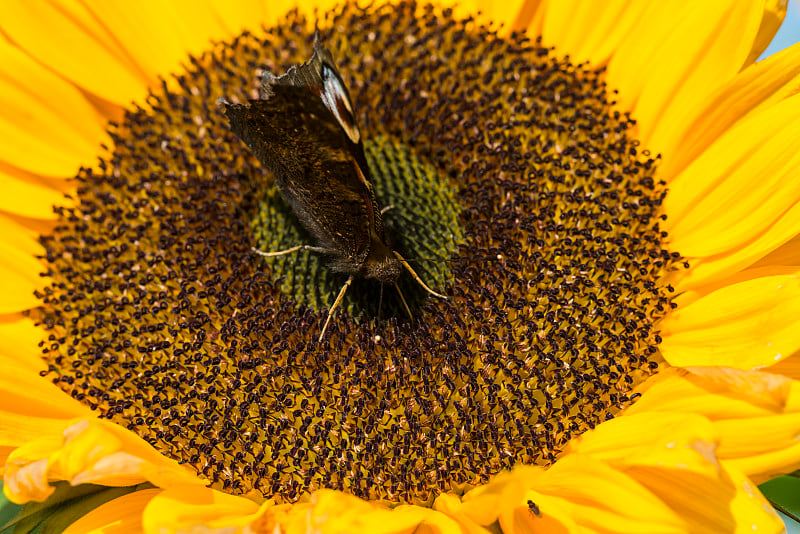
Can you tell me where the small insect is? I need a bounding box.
[527,499,541,517]
[223,35,445,342]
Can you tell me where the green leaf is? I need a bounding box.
[0,482,153,534]
[0,485,24,528]
[760,475,800,525]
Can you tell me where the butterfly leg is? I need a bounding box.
[393,282,413,320]
[377,283,385,321]
[319,275,354,343]
[251,245,327,257]
[392,251,448,299]
[380,205,396,215]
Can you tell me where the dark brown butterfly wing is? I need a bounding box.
[224,41,385,274]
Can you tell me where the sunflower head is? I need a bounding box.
[31,0,682,507]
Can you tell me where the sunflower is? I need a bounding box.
[2,0,800,532]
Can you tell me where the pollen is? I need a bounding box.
[35,1,680,506]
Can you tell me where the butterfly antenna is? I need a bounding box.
[252,245,304,257]
[393,251,447,299]
[319,275,353,343]
[251,244,327,258]
[394,282,413,320]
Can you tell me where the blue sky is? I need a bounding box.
[761,0,800,57]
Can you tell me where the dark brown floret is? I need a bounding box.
[36,1,679,505]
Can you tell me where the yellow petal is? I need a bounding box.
[468,0,527,31]
[665,94,800,290]
[458,466,546,526]
[2,1,332,111]
[744,0,789,67]
[142,486,259,533]
[2,212,58,239]
[766,351,800,380]
[606,1,762,154]
[2,1,150,105]
[0,416,66,471]
[665,95,800,248]
[540,455,692,533]
[627,367,792,421]
[0,214,44,313]
[565,409,784,533]
[4,418,205,504]
[751,233,800,269]
[680,259,799,305]
[0,163,72,219]
[81,2,269,93]
[259,0,341,30]
[2,439,61,502]
[273,490,454,534]
[718,414,800,484]
[565,411,720,477]
[540,1,650,67]
[0,34,109,177]
[627,367,800,484]
[0,314,44,372]
[724,466,785,534]
[63,487,161,534]
[658,41,800,182]
[0,212,42,256]
[511,0,545,33]
[538,1,786,81]
[210,1,271,35]
[0,360,91,423]
[0,0,365,159]
[432,494,493,534]
[676,211,800,291]
[461,459,686,533]
[393,503,481,534]
[660,269,800,369]
[0,355,91,467]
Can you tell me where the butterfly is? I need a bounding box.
[223,36,445,342]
